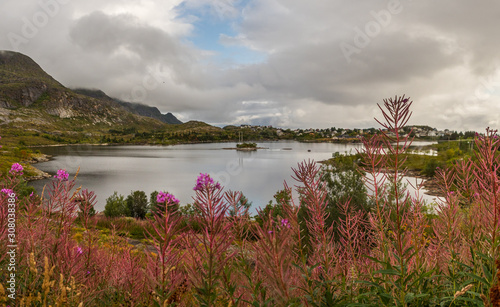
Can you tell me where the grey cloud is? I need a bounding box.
[1,0,500,131]
[69,11,206,86]
[403,0,500,76]
[70,12,180,60]
[200,0,500,130]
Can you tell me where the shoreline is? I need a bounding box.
[375,169,444,199]
[222,147,268,151]
[318,157,443,199]
[24,137,438,150]
[379,169,444,198]
[23,153,52,181]
[26,139,285,148]
[27,143,111,148]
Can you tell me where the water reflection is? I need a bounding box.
[29,141,434,213]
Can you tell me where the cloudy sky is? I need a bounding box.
[1,0,499,131]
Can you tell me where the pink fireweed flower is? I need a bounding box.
[54,169,69,181]
[1,188,13,195]
[193,173,221,191]
[76,246,83,255]
[9,163,23,176]
[281,219,290,229]
[156,191,179,204]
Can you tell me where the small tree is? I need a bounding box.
[126,190,148,219]
[229,193,252,216]
[150,190,159,214]
[104,192,128,217]
[294,152,372,254]
[255,189,292,226]
[422,158,443,177]
[75,194,97,220]
[321,153,371,220]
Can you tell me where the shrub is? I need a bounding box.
[422,158,442,176]
[75,189,97,220]
[126,190,148,219]
[104,192,128,217]
[149,190,159,213]
[318,153,371,235]
[229,193,252,216]
[255,188,292,226]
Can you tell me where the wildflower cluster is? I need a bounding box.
[1,188,13,194]
[9,163,23,176]
[281,218,290,228]
[193,173,221,191]
[54,169,69,181]
[156,191,179,204]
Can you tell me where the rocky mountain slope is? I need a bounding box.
[73,88,182,124]
[0,51,184,143]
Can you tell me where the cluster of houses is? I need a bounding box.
[382,127,456,139]
[238,124,460,140]
[411,127,455,138]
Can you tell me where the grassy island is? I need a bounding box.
[236,142,257,148]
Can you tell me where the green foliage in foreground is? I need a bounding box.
[5,95,500,306]
[317,152,371,237]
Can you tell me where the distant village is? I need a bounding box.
[236,124,477,141]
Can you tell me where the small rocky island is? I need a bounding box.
[236,142,258,151]
[223,142,266,151]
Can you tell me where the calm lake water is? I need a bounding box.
[29,141,437,213]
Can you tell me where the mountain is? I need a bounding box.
[0,50,63,109]
[0,51,197,145]
[117,101,182,125]
[73,88,182,124]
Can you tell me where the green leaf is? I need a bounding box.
[464,272,489,287]
[482,263,493,283]
[363,255,391,266]
[374,269,401,276]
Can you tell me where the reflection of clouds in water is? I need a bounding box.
[30,141,360,213]
[29,141,438,214]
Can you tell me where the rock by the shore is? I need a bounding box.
[26,153,51,164]
[22,153,52,181]
[25,167,51,181]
